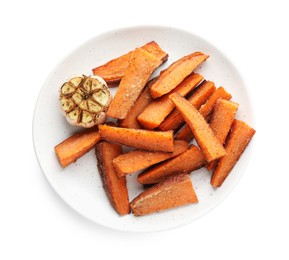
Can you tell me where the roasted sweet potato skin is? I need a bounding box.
[95,142,130,215]
[92,41,168,85]
[54,128,101,168]
[130,174,198,216]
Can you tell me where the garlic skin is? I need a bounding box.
[59,75,112,128]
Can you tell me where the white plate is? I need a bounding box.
[33,25,254,232]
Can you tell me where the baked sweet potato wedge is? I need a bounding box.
[99,124,174,152]
[113,140,188,177]
[54,128,101,168]
[175,125,195,142]
[211,119,255,187]
[92,41,168,85]
[209,99,239,143]
[137,73,203,129]
[199,86,232,119]
[141,41,168,62]
[206,99,239,171]
[107,48,162,119]
[118,78,156,129]
[175,86,232,143]
[137,145,205,184]
[150,52,209,98]
[95,142,130,215]
[170,93,226,162]
[158,80,216,131]
[131,174,198,216]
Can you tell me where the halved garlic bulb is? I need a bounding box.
[59,75,112,128]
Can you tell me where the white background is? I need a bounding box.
[1,0,288,259]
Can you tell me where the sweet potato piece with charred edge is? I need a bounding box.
[118,78,156,129]
[158,80,216,131]
[54,128,101,168]
[95,142,130,215]
[211,119,255,187]
[92,41,168,85]
[107,48,162,120]
[113,140,188,177]
[170,93,226,162]
[137,73,203,129]
[150,52,209,99]
[99,124,174,152]
[206,99,239,171]
[137,145,205,185]
[131,174,198,216]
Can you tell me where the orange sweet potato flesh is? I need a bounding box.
[54,128,101,168]
[211,119,255,187]
[137,73,203,129]
[131,174,198,216]
[141,41,168,62]
[99,124,174,152]
[107,48,162,120]
[138,145,205,184]
[175,125,195,142]
[170,93,226,162]
[175,86,232,143]
[95,142,130,215]
[118,78,156,129]
[206,99,239,171]
[209,100,239,143]
[113,140,188,177]
[188,80,217,110]
[92,41,168,85]
[199,86,232,118]
[158,80,216,131]
[150,52,209,99]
